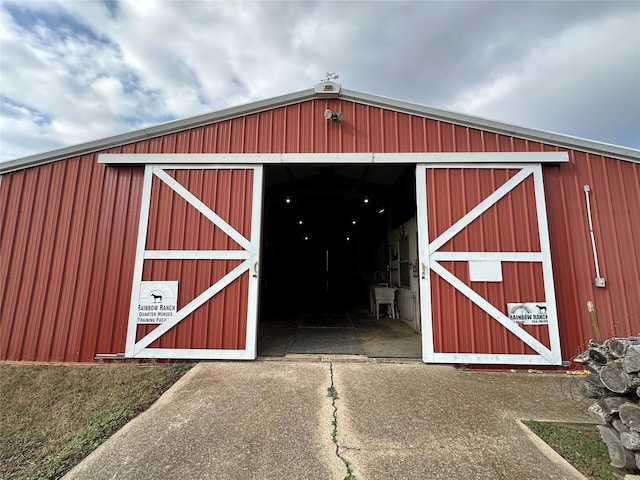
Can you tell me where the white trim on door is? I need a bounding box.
[416,163,562,365]
[100,152,569,165]
[125,164,262,360]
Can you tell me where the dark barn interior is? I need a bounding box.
[257,164,422,357]
[261,164,415,313]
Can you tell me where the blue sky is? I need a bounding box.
[1,0,639,162]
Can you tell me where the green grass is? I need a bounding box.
[327,385,339,400]
[523,420,624,480]
[327,384,356,480]
[0,362,192,480]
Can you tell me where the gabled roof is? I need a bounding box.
[2,81,638,174]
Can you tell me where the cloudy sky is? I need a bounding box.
[1,0,639,162]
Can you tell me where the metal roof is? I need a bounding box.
[1,81,638,174]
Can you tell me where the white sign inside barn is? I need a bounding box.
[137,281,178,324]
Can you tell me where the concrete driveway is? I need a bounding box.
[64,358,591,480]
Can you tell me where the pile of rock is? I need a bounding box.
[574,337,640,471]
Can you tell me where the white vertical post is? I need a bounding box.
[125,165,154,357]
[533,164,562,365]
[244,165,263,359]
[415,164,434,362]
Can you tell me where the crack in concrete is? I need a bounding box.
[328,361,356,480]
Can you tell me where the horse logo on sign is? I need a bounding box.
[138,282,178,324]
[507,303,548,325]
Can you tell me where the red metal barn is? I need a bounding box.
[1,81,639,365]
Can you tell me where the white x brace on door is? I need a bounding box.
[416,163,562,365]
[125,164,263,360]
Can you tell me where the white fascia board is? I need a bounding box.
[99,153,373,165]
[372,152,568,164]
[99,153,284,165]
[281,153,372,164]
[99,152,568,166]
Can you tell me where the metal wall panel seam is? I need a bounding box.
[19,166,50,359]
[92,167,119,356]
[599,154,627,334]
[67,158,103,361]
[583,153,616,338]
[0,175,18,356]
[1,171,29,358]
[64,158,96,361]
[37,160,70,359]
[561,150,594,349]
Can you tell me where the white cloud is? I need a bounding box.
[450,12,640,145]
[1,0,638,163]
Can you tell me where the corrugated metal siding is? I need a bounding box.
[0,158,142,361]
[543,152,640,357]
[1,97,638,362]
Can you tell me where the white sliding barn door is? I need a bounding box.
[125,164,263,360]
[416,163,562,366]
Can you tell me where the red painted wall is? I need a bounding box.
[0,158,142,361]
[1,98,638,361]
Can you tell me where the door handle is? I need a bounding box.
[252,261,259,278]
[421,263,427,279]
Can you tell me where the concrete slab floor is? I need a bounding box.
[64,359,592,480]
[258,311,422,358]
[64,362,345,480]
[332,362,591,480]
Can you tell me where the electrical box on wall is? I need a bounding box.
[595,277,606,288]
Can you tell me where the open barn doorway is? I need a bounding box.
[258,164,421,358]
